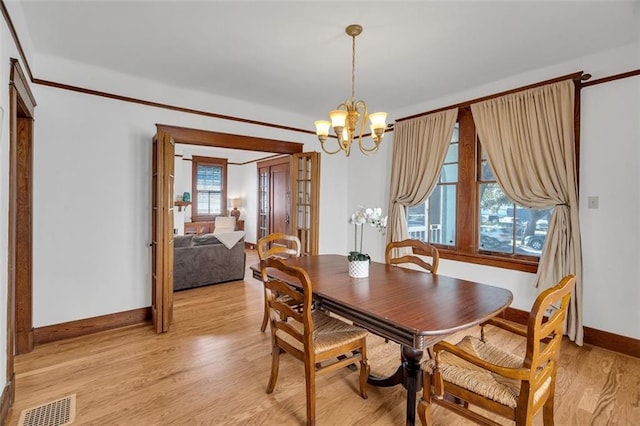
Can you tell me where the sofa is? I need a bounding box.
[173,232,246,291]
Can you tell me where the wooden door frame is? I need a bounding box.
[153,124,303,329]
[6,58,36,414]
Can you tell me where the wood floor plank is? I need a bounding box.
[7,250,640,425]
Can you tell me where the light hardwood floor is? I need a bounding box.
[7,250,640,425]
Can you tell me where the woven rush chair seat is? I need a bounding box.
[423,336,550,408]
[276,311,369,354]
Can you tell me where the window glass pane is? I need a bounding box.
[444,142,458,164]
[406,185,456,247]
[451,122,459,143]
[440,164,458,183]
[481,158,494,181]
[196,164,222,191]
[479,183,551,257]
[407,203,427,241]
[428,185,456,246]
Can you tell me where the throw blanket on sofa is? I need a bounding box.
[214,231,246,249]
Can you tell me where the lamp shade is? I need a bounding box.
[368,112,388,130]
[314,120,330,137]
[329,110,348,128]
[231,198,242,209]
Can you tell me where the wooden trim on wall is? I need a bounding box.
[157,124,304,154]
[35,79,317,136]
[581,69,640,87]
[0,3,34,81]
[499,307,640,359]
[33,308,152,345]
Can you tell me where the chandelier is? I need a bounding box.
[314,24,387,157]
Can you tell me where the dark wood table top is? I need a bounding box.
[252,254,513,349]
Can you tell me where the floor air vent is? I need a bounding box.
[18,394,76,426]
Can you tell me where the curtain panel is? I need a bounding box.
[387,108,458,246]
[470,79,583,345]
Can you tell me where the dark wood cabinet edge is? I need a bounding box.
[500,307,640,359]
[33,307,152,345]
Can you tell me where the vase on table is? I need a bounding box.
[348,260,369,278]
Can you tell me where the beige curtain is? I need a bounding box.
[387,108,458,245]
[471,79,583,345]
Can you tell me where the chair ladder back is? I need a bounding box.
[258,233,301,260]
[385,239,440,273]
[522,275,576,370]
[265,278,304,322]
[260,257,314,350]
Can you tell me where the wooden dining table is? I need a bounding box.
[252,254,513,426]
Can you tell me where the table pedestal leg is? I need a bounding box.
[403,346,423,426]
[367,345,424,426]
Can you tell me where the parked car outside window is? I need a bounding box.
[524,231,547,250]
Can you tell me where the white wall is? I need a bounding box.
[347,42,640,336]
[580,76,640,339]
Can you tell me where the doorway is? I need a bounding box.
[152,124,305,333]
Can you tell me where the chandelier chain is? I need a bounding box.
[351,33,356,102]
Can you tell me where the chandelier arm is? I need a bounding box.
[354,99,368,152]
[359,138,382,155]
[319,140,346,155]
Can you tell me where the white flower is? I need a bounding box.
[349,206,387,255]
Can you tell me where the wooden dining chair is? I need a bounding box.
[260,257,370,426]
[418,274,576,426]
[257,233,302,332]
[385,239,440,273]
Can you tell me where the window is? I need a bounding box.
[478,151,552,257]
[407,123,458,246]
[191,156,227,220]
[405,107,550,272]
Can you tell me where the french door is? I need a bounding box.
[151,129,175,333]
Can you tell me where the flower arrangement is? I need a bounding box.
[348,207,387,262]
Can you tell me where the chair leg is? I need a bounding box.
[542,386,556,425]
[305,363,316,426]
[359,345,370,399]
[266,344,280,393]
[417,370,433,426]
[260,289,269,332]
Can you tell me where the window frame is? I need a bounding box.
[427,107,540,273]
[191,155,228,222]
[399,73,582,273]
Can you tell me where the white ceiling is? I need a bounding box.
[7,1,640,161]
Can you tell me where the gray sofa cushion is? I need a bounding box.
[173,235,246,291]
[174,235,194,248]
[192,234,221,246]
